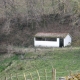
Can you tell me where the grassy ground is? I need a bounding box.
[0,47,80,80]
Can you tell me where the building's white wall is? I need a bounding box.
[34,38,59,47]
[64,34,71,47]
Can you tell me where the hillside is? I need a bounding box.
[0,48,80,80]
[0,0,80,47]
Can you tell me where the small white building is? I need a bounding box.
[34,32,72,47]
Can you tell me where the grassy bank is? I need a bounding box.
[0,48,80,80]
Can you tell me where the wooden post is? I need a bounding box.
[36,70,40,80]
[70,70,72,76]
[52,68,56,80]
[10,74,12,80]
[65,76,68,80]
[16,73,18,80]
[30,73,33,80]
[45,69,47,80]
[24,73,26,80]
[34,47,36,52]
[5,76,7,80]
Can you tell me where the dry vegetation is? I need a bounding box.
[0,0,80,47]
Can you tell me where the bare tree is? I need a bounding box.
[3,0,8,18]
[2,0,17,18]
[51,0,55,13]
[25,0,42,28]
[25,0,35,29]
[2,0,17,34]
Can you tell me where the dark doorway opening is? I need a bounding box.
[59,38,64,47]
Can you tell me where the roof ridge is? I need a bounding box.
[35,32,70,38]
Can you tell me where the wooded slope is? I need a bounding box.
[0,0,80,47]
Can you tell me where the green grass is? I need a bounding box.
[0,48,80,80]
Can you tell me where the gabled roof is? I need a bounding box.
[35,32,70,38]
